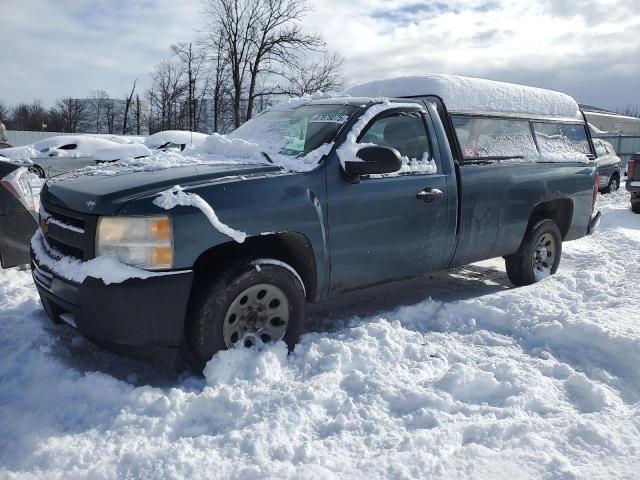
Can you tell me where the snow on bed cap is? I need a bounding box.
[144,130,209,149]
[348,74,582,119]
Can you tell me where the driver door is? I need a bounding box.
[326,108,457,294]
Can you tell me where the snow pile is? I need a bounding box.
[31,230,165,285]
[154,185,246,243]
[337,100,438,175]
[93,143,151,162]
[1,190,639,478]
[202,132,263,160]
[144,130,209,149]
[348,73,582,119]
[0,145,39,163]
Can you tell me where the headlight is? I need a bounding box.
[96,216,173,269]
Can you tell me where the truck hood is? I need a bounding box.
[42,163,284,215]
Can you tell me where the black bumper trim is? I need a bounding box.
[32,260,194,350]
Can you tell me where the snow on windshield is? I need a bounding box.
[348,73,582,119]
[224,102,356,171]
[50,98,350,180]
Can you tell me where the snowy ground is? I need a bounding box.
[1,190,639,479]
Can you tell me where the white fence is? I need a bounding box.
[6,130,74,147]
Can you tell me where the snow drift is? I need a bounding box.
[0,191,638,479]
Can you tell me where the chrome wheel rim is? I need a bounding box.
[531,232,556,280]
[222,283,289,348]
[610,178,619,191]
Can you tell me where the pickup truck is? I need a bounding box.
[626,152,640,213]
[31,74,601,367]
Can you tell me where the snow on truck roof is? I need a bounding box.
[347,74,583,120]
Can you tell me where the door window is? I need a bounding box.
[358,111,436,174]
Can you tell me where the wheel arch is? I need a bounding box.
[191,232,318,302]
[527,198,574,240]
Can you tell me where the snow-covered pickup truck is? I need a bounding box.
[31,74,601,367]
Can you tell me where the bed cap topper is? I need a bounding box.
[347,73,582,119]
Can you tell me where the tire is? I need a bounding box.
[602,175,619,194]
[632,201,640,214]
[186,259,306,368]
[28,165,45,178]
[505,219,562,287]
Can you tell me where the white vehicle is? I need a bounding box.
[144,130,208,152]
[0,136,151,178]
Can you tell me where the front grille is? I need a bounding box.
[46,236,84,260]
[46,209,85,232]
[40,200,98,261]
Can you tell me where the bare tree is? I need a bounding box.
[616,105,640,118]
[147,58,188,133]
[11,100,49,131]
[0,101,10,124]
[54,98,90,133]
[202,0,323,128]
[282,52,343,95]
[122,79,138,134]
[103,98,120,134]
[199,26,234,133]
[135,94,147,135]
[88,90,110,133]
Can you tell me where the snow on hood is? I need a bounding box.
[348,73,582,119]
[144,130,209,149]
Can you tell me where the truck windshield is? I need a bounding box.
[229,104,357,159]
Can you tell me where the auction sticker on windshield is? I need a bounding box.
[309,114,349,124]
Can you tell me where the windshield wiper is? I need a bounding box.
[261,152,274,164]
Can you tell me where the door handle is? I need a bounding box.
[416,188,444,203]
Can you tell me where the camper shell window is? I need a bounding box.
[449,115,593,163]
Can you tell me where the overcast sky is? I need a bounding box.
[1,0,639,111]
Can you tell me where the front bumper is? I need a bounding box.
[587,210,601,235]
[31,249,194,354]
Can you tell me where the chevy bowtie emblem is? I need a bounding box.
[39,218,49,235]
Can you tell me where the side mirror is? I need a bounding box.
[343,145,402,182]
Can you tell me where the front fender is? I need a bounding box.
[117,169,330,296]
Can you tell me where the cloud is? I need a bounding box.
[0,0,639,111]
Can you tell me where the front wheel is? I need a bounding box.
[505,219,562,286]
[186,259,306,368]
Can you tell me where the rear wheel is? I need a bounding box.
[186,259,306,368]
[602,174,619,194]
[632,201,640,214]
[505,219,562,286]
